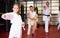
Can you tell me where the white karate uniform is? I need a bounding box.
[43,6,50,32]
[1,12,23,38]
[57,11,60,30]
[27,11,37,35]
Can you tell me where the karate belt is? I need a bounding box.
[43,14,50,17]
[30,18,36,20]
[29,18,36,25]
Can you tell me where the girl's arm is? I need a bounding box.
[1,13,13,20]
[22,22,25,30]
[27,12,30,18]
[35,13,38,22]
[20,15,25,30]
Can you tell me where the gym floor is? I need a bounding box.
[0,25,60,38]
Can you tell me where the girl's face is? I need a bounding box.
[30,7,34,11]
[13,5,19,13]
[44,6,46,9]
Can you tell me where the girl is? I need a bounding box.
[57,7,60,30]
[43,1,50,33]
[27,6,38,38]
[1,3,25,38]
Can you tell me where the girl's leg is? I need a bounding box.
[9,28,14,38]
[9,32,14,38]
[27,25,31,38]
[32,22,37,34]
[57,22,60,30]
[45,21,49,33]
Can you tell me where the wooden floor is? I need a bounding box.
[0,25,60,38]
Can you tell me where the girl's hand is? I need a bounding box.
[22,22,25,30]
[1,14,7,20]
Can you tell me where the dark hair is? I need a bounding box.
[29,6,33,8]
[59,7,60,11]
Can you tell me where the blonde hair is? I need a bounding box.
[13,3,20,8]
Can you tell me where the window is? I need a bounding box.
[51,1,59,14]
[19,0,59,14]
[27,1,34,12]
